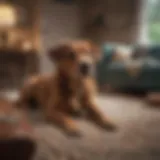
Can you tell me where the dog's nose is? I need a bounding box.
[79,63,90,76]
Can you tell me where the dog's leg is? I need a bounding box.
[46,105,81,137]
[84,99,116,131]
[82,79,116,131]
[67,98,82,117]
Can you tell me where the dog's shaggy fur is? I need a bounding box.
[17,40,116,136]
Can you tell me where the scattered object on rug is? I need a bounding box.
[0,98,36,160]
[146,92,160,106]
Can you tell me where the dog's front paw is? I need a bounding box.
[98,119,117,132]
[65,128,82,137]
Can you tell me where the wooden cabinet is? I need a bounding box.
[0,50,39,89]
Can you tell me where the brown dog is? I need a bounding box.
[17,40,116,136]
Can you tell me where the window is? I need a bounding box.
[148,0,160,43]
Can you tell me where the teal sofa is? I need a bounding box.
[96,44,160,92]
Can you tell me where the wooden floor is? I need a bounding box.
[1,91,160,160]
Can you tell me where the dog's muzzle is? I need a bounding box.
[79,63,91,76]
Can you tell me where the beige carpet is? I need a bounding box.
[1,91,160,160]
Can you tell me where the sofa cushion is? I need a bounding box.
[112,46,133,62]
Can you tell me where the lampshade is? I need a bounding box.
[0,4,17,28]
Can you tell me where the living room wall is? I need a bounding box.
[39,0,142,73]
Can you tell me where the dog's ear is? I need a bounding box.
[72,40,102,61]
[48,46,63,61]
[48,44,69,61]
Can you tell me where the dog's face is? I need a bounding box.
[49,40,101,77]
